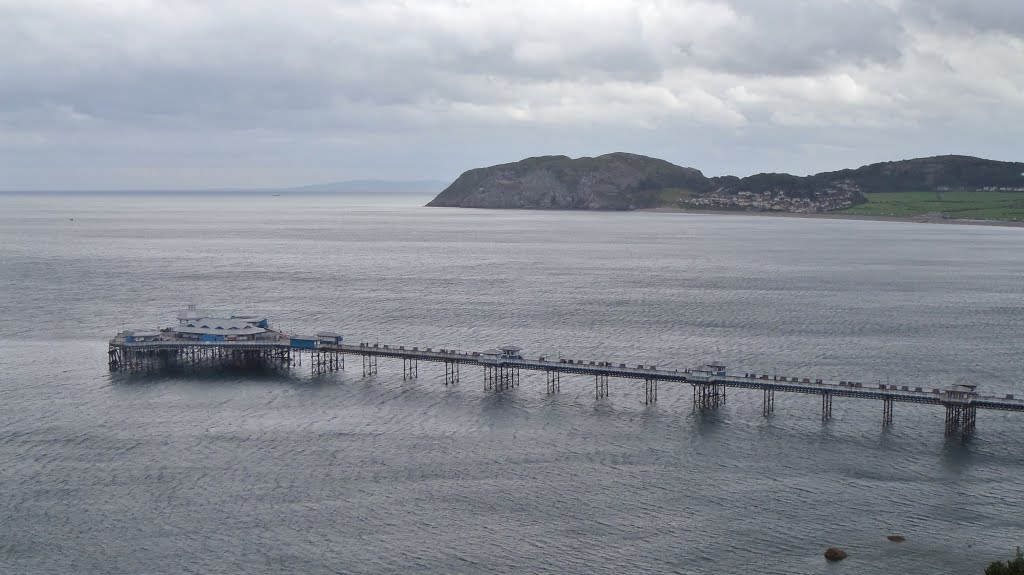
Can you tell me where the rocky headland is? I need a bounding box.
[426,153,1024,215]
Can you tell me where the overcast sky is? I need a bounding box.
[1,0,1022,190]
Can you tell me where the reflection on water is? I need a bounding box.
[0,193,1022,575]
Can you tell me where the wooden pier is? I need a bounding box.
[110,331,1024,440]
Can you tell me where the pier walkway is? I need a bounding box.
[109,329,1024,440]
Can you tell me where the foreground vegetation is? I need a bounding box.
[839,191,1024,221]
[986,547,1024,575]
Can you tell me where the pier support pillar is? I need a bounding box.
[821,392,833,421]
[546,370,560,394]
[693,383,724,412]
[108,345,122,371]
[444,361,460,386]
[963,404,977,437]
[403,358,418,380]
[504,366,516,390]
[944,403,959,435]
[944,402,977,439]
[362,354,378,377]
[883,396,895,427]
[312,350,340,376]
[763,388,775,416]
[484,365,517,391]
[644,378,658,405]
[595,374,609,399]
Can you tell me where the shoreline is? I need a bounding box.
[637,207,1024,228]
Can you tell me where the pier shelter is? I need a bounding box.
[174,317,267,342]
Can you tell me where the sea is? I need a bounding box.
[1,191,1022,575]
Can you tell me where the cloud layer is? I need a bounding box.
[1,0,1022,189]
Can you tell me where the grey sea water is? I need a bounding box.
[1,192,1022,575]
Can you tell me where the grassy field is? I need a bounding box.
[840,191,1024,221]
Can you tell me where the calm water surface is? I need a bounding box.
[1,192,1022,574]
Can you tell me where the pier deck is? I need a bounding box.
[109,329,1023,439]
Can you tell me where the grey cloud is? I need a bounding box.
[688,0,906,75]
[0,0,891,127]
[0,0,1021,190]
[902,0,1024,37]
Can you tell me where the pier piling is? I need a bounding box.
[763,388,775,416]
[546,370,560,394]
[944,402,977,439]
[362,354,378,377]
[484,365,518,391]
[311,350,342,376]
[595,374,609,399]
[403,358,418,380]
[693,383,724,412]
[644,378,658,404]
[444,361,460,386]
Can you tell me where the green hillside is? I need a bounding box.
[840,191,1024,221]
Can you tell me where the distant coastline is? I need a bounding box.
[638,206,1024,228]
[0,179,446,195]
[427,152,1024,223]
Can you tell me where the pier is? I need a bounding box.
[109,309,1024,440]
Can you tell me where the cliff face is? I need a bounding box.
[427,153,1024,212]
[426,153,713,210]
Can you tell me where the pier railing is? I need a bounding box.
[109,335,1024,438]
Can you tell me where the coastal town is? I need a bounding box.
[681,184,865,213]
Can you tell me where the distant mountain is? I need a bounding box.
[427,154,1024,213]
[287,179,446,193]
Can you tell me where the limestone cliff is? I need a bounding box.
[427,153,712,210]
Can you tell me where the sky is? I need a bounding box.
[1,0,1023,190]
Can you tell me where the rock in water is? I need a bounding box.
[887,534,906,542]
[824,547,848,561]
